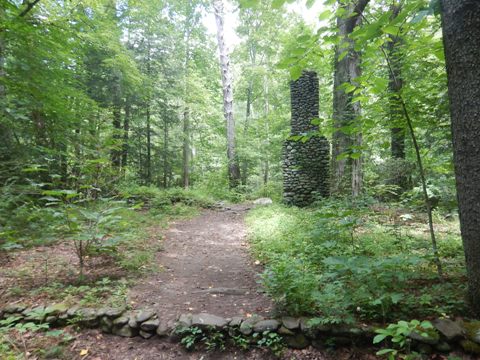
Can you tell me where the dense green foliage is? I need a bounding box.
[247,202,466,323]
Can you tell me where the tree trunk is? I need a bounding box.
[441,0,480,315]
[263,74,270,186]
[214,0,241,188]
[111,72,122,168]
[182,108,190,188]
[122,99,130,169]
[241,80,253,186]
[146,105,151,184]
[388,3,405,160]
[163,115,169,188]
[331,0,369,196]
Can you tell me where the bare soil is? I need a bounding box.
[128,203,273,320]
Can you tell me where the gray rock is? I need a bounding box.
[229,316,243,327]
[113,316,129,326]
[177,313,193,327]
[77,308,100,327]
[282,316,300,330]
[67,306,80,317]
[408,331,439,345]
[45,316,57,324]
[128,316,139,329]
[140,318,160,332]
[104,307,125,318]
[113,324,136,337]
[3,304,27,314]
[24,306,46,321]
[45,303,68,316]
[432,318,465,341]
[239,315,264,335]
[191,313,228,329]
[100,316,113,333]
[278,326,295,336]
[139,330,154,339]
[156,320,173,337]
[136,310,155,323]
[253,320,280,332]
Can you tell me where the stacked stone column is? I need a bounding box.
[283,71,330,206]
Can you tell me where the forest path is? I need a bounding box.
[71,204,359,359]
[128,203,273,321]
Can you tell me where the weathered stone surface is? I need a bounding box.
[156,320,173,337]
[4,304,27,314]
[300,317,318,338]
[104,307,125,318]
[136,310,155,324]
[45,303,68,316]
[24,306,46,321]
[239,315,264,335]
[284,333,310,349]
[278,326,295,336]
[177,313,193,327]
[432,318,464,341]
[128,317,139,329]
[100,316,113,333]
[229,316,243,327]
[76,308,100,327]
[139,330,154,339]
[191,313,228,329]
[67,306,80,317]
[409,331,439,345]
[253,320,280,332]
[140,318,160,332]
[282,316,300,330]
[45,316,57,324]
[113,316,129,326]
[282,71,329,207]
[113,324,136,338]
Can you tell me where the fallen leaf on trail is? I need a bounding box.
[80,349,89,356]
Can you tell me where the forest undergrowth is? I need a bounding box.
[247,199,467,325]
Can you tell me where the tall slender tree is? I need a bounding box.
[331,0,369,196]
[213,0,241,187]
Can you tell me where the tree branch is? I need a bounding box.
[19,0,41,17]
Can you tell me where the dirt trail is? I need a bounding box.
[70,204,378,359]
[128,203,273,321]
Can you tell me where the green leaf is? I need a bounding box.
[382,25,400,36]
[319,9,332,21]
[290,67,302,80]
[373,334,387,344]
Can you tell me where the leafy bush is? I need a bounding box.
[247,202,465,324]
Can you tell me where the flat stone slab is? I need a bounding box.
[282,316,300,330]
[253,320,280,332]
[191,313,228,329]
[140,318,160,332]
[136,310,155,323]
[433,319,465,341]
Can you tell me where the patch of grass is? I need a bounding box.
[34,277,129,308]
[246,201,467,323]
